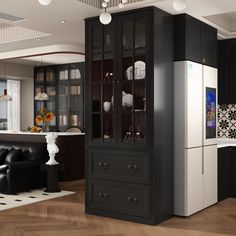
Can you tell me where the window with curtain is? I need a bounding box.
[0,81,7,130]
[7,80,21,131]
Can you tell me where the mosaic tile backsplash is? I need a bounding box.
[218,104,236,138]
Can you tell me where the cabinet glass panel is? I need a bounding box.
[134,112,146,143]
[103,113,113,141]
[104,24,114,52]
[122,20,133,50]
[93,24,102,54]
[92,114,101,140]
[135,17,146,48]
[122,113,133,143]
[92,55,102,82]
[35,69,44,83]
[103,53,114,82]
[46,68,55,83]
[92,84,101,112]
[58,83,69,131]
[122,51,133,81]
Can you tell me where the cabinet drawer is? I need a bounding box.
[88,149,150,184]
[88,180,150,218]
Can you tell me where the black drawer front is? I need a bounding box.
[88,180,150,218]
[88,149,150,184]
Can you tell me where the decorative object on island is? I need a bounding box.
[30,126,42,133]
[35,107,54,132]
[44,133,60,193]
[45,133,59,165]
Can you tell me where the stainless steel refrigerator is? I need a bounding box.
[174,61,218,216]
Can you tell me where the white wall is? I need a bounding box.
[21,79,34,130]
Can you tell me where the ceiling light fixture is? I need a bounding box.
[100,0,128,25]
[59,20,67,24]
[38,0,52,6]
[173,0,186,11]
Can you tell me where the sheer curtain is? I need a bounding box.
[7,80,21,131]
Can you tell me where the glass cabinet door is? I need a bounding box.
[91,22,116,144]
[69,63,83,130]
[119,13,148,146]
[58,67,70,131]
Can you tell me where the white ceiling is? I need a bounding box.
[1,0,236,64]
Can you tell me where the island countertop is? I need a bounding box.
[218,138,236,148]
[0,130,85,136]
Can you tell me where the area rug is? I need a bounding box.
[0,189,74,211]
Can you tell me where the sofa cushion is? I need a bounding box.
[5,149,22,163]
[0,149,8,164]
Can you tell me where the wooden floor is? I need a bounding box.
[0,181,235,236]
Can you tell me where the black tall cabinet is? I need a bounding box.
[85,7,173,225]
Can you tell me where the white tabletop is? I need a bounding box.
[0,130,85,136]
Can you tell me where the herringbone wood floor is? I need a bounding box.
[0,180,235,236]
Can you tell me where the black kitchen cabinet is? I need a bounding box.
[218,147,231,201]
[85,7,173,225]
[218,39,236,104]
[174,14,217,67]
[34,62,84,131]
[218,146,236,200]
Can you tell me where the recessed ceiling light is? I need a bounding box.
[59,20,67,24]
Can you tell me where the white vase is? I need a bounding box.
[103,101,111,112]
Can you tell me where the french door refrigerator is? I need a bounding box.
[174,61,217,216]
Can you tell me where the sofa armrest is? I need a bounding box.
[6,160,44,169]
[0,164,9,173]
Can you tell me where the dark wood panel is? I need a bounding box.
[88,149,150,184]
[87,180,150,218]
[218,147,231,201]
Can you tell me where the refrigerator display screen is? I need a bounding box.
[206,87,216,139]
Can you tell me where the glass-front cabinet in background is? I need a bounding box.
[34,66,57,130]
[88,12,149,148]
[34,63,84,132]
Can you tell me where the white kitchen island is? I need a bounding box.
[0,131,85,181]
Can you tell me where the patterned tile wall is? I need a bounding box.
[218,104,236,138]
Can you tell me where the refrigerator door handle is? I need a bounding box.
[202,151,204,175]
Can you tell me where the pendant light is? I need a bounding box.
[99,0,128,25]
[0,89,12,102]
[0,62,12,102]
[173,0,186,11]
[38,0,52,6]
[34,87,49,101]
[34,56,49,101]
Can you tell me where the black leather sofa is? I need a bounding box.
[0,141,48,194]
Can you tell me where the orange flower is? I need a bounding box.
[35,115,43,124]
[45,112,54,122]
[31,126,41,133]
[40,107,47,116]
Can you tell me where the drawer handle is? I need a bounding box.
[128,164,139,172]
[98,192,108,200]
[98,161,109,169]
[128,196,139,205]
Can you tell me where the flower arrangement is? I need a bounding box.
[35,107,54,132]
